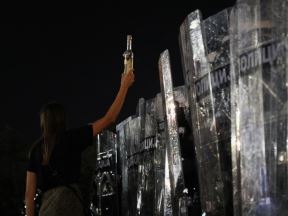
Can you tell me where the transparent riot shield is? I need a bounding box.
[155,93,172,216]
[92,130,118,216]
[159,50,187,215]
[116,116,141,216]
[136,97,157,216]
[179,8,232,216]
[116,116,133,215]
[230,0,288,215]
[117,96,167,216]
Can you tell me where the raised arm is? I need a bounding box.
[91,70,135,136]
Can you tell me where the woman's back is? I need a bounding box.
[28,125,93,193]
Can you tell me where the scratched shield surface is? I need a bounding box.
[116,96,170,216]
[230,0,288,215]
[116,116,133,215]
[93,131,118,216]
[179,8,232,216]
[159,50,188,215]
[135,97,158,216]
[154,92,173,216]
[117,116,142,216]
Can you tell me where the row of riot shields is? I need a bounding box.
[93,87,201,215]
[92,0,287,215]
[179,0,287,215]
[229,1,288,215]
[93,66,202,215]
[116,84,201,216]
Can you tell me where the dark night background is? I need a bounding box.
[1,2,236,215]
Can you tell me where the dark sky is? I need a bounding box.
[2,2,236,142]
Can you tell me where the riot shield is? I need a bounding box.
[116,116,141,215]
[93,130,118,216]
[116,96,168,216]
[179,8,233,216]
[159,50,187,215]
[230,0,288,215]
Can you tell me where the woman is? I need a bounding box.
[25,70,134,216]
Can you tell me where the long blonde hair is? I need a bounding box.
[40,102,66,165]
